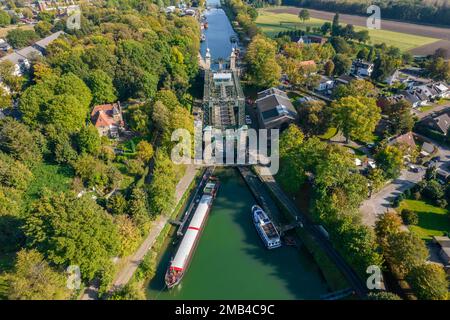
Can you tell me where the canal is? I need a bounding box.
[146,0,330,300]
[147,169,329,299]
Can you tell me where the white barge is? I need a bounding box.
[165,177,219,289]
[252,205,281,249]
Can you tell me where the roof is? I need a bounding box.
[0,52,27,65]
[389,132,416,150]
[433,236,450,261]
[298,60,316,69]
[335,75,354,84]
[433,113,450,134]
[16,46,42,59]
[170,195,212,270]
[91,103,123,128]
[256,92,297,128]
[421,142,435,154]
[34,31,65,50]
[257,87,288,100]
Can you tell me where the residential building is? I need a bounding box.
[91,102,125,138]
[255,88,298,130]
[388,131,417,155]
[0,39,11,52]
[316,75,334,92]
[424,113,450,135]
[334,74,354,86]
[432,236,450,273]
[420,142,435,157]
[351,59,374,77]
[0,31,65,77]
[293,35,327,45]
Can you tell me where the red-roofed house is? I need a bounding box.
[91,102,124,138]
[388,131,417,155]
[298,60,317,69]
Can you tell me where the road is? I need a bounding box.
[254,166,368,298]
[360,169,425,226]
[360,132,449,227]
[81,164,199,300]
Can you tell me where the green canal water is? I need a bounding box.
[147,169,329,299]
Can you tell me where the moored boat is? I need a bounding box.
[165,176,219,288]
[252,205,281,249]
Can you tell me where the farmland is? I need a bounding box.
[256,7,443,52]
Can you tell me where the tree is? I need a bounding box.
[331,13,340,36]
[320,22,331,35]
[357,48,369,60]
[6,29,38,49]
[7,249,70,300]
[331,96,381,142]
[108,282,145,300]
[375,145,404,179]
[279,124,304,157]
[24,192,121,281]
[332,79,375,99]
[86,69,117,105]
[375,210,402,247]
[76,124,101,155]
[324,60,334,76]
[0,152,33,191]
[332,53,352,75]
[354,30,369,43]
[136,140,154,163]
[128,187,151,234]
[367,168,386,192]
[385,231,428,277]
[372,54,401,81]
[245,35,281,88]
[0,118,44,165]
[407,263,448,300]
[34,21,52,37]
[298,9,310,23]
[114,214,141,257]
[0,10,11,27]
[427,56,450,81]
[107,192,128,216]
[383,99,414,134]
[297,100,329,135]
[20,73,92,134]
[330,37,351,54]
[148,151,177,215]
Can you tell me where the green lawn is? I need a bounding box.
[399,199,450,240]
[23,163,73,209]
[256,9,440,51]
[318,127,338,140]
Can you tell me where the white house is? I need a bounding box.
[351,59,374,77]
[316,76,334,92]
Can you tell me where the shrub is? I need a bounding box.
[413,191,421,200]
[401,209,419,225]
[403,189,411,199]
[437,199,447,209]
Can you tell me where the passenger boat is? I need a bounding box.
[204,21,208,29]
[252,205,281,249]
[165,176,219,289]
[201,33,206,42]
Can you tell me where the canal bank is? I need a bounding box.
[147,168,329,299]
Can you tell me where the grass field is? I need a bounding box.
[399,199,450,240]
[0,24,34,38]
[256,9,440,51]
[23,163,73,208]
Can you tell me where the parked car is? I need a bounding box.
[431,156,441,162]
[245,115,252,125]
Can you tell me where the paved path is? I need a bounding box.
[360,169,425,227]
[81,165,198,300]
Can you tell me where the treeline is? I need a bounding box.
[223,0,260,40]
[0,0,197,300]
[284,0,450,27]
